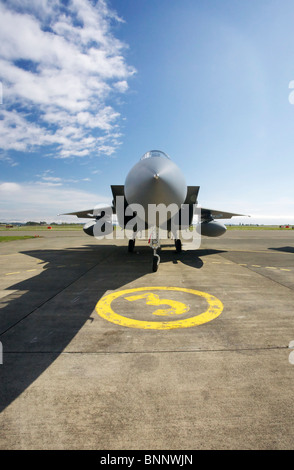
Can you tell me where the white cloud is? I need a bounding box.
[0,110,57,152]
[0,180,111,222]
[114,81,129,93]
[0,182,22,193]
[34,170,92,186]
[0,0,136,159]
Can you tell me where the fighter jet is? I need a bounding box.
[61,150,245,271]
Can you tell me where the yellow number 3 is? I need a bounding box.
[124,293,190,317]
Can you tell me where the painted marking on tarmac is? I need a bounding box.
[125,292,190,317]
[228,249,294,255]
[1,263,85,278]
[95,286,223,330]
[237,263,292,272]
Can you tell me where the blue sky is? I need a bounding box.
[1,0,294,224]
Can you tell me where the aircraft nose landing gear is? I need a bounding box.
[149,227,160,272]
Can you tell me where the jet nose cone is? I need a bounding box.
[124,155,187,211]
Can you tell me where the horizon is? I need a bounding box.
[1,0,294,226]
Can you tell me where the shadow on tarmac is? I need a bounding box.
[0,243,226,412]
[268,246,294,254]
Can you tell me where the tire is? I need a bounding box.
[175,239,182,253]
[152,256,158,272]
[128,239,135,252]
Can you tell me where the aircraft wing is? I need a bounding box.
[200,207,248,221]
[60,205,114,219]
[60,209,96,219]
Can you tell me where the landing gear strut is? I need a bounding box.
[149,227,160,272]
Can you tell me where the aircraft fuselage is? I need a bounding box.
[62,149,246,271]
[124,150,187,215]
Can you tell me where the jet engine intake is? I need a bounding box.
[83,220,96,236]
[83,205,113,237]
[83,219,113,237]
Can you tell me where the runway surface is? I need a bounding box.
[0,228,294,449]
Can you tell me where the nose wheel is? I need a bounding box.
[152,253,160,272]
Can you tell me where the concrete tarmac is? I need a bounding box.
[0,228,294,450]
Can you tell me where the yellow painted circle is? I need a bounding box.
[95,286,223,330]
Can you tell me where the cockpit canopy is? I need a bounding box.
[140,150,170,160]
